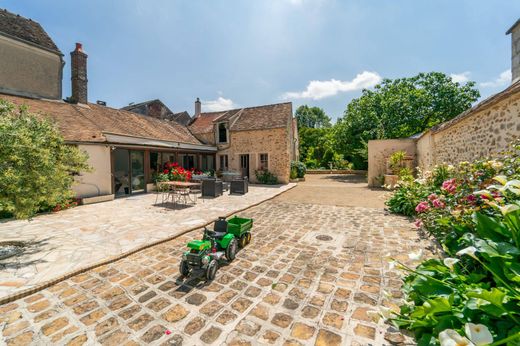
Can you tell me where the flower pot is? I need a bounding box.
[384,175,399,189]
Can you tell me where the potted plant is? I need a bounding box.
[384,150,407,189]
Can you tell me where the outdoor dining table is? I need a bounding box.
[158,181,201,205]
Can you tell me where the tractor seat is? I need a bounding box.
[205,229,226,239]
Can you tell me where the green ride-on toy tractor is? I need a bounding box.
[179,216,253,280]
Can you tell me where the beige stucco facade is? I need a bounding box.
[367,139,416,187]
[0,34,63,99]
[72,144,113,198]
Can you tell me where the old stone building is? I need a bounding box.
[121,99,192,126]
[0,8,64,99]
[188,102,298,184]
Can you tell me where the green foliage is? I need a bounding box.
[255,170,278,184]
[387,142,520,345]
[389,150,407,173]
[291,161,306,178]
[294,105,331,128]
[334,72,480,169]
[0,99,90,219]
[290,167,298,180]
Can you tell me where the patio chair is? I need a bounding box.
[154,181,170,204]
[189,183,201,204]
[230,177,248,195]
[202,179,223,197]
[173,187,191,206]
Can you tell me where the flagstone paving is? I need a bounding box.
[0,184,294,299]
[0,175,433,345]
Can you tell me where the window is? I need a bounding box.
[259,153,268,171]
[218,123,227,143]
[182,155,195,170]
[219,155,229,171]
[202,155,215,171]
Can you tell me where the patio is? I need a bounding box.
[0,184,295,301]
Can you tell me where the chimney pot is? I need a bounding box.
[75,42,83,52]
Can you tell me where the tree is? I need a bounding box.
[334,72,480,169]
[295,105,332,128]
[0,100,90,219]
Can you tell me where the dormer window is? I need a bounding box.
[218,122,228,143]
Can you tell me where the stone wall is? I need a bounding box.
[367,139,416,187]
[216,127,291,184]
[417,87,520,171]
[0,35,62,100]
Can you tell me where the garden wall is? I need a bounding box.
[368,82,520,183]
[417,82,520,171]
[367,139,416,187]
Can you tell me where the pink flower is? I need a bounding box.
[414,219,423,228]
[432,199,446,209]
[466,194,476,203]
[441,178,457,194]
[415,201,430,213]
[165,330,172,335]
[427,193,438,201]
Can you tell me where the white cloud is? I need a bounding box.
[480,70,511,88]
[282,71,382,100]
[450,71,471,84]
[202,97,237,112]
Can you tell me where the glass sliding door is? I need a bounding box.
[114,149,130,197]
[113,149,145,196]
[131,151,145,193]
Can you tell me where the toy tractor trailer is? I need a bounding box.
[179,216,253,280]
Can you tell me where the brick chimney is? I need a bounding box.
[70,43,88,104]
[507,19,520,84]
[194,97,201,117]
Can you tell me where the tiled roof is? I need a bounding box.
[172,111,192,126]
[0,9,61,54]
[0,94,203,145]
[189,102,292,134]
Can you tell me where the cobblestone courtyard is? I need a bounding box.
[0,175,432,345]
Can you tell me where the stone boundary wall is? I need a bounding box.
[367,139,416,187]
[306,169,367,175]
[417,88,520,170]
[368,82,520,182]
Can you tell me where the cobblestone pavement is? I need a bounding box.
[0,184,294,299]
[0,176,431,345]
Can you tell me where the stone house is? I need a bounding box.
[0,8,64,99]
[188,102,299,184]
[0,9,297,201]
[121,99,192,126]
[367,18,520,186]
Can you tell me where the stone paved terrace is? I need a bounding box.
[0,175,434,345]
[0,184,295,299]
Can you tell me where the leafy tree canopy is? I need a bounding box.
[295,105,332,128]
[0,100,90,219]
[334,72,480,168]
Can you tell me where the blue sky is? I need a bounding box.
[3,0,520,121]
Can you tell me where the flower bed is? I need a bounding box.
[386,142,520,345]
[156,162,201,182]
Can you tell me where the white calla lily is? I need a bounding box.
[498,204,520,215]
[443,257,460,271]
[456,246,478,259]
[465,323,493,346]
[439,329,475,346]
[408,249,424,261]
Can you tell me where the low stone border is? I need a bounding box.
[0,184,297,306]
[306,169,367,174]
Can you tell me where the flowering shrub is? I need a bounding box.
[387,144,520,345]
[160,162,198,182]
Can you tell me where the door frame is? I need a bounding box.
[239,154,250,179]
[111,148,146,197]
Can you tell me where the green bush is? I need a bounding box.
[255,170,278,184]
[386,141,520,345]
[290,167,298,180]
[0,100,90,219]
[291,161,306,178]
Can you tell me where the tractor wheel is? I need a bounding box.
[246,232,252,245]
[226,238,238,262]
[239,234,247,248]
[206,259,218,281]
[179,260,190,277]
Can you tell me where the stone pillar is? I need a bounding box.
[71,43,88,104]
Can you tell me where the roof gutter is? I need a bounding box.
[102,132,217,152]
